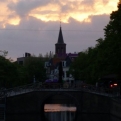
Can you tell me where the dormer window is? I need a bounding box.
[62,61,66,67]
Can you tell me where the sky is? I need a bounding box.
[0,0,119,60]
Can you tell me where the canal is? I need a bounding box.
[5,104,121,121]
[43,103,121,121]
[44,104,76,121]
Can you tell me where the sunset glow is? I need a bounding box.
[29,0,118,23]
[44,104,77,112]
[0,1,21,27]
[0,0,120,59]
[8,16,21,25]
[0,0,119,27]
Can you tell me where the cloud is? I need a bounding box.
[0,14,109,59]
[0,0,20,27]
[29,3,60,22]
[28,0,118,23]
[8,0,50,17]
[1,0,118,27]
[0,0,119,60]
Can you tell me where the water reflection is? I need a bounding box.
[44,104,76,121]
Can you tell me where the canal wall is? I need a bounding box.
[5,90,121,121]
[110,98,121,119]
[79,91,110,121]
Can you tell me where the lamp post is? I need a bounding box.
[33,75,36,84]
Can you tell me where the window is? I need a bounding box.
[62,61,66,67]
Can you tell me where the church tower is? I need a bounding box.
[55,27,66,57]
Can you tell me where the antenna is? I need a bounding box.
[60,14,61,27]
[60,19,61,27]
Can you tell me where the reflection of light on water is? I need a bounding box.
[44,104,76,121]
[44,104,77,112]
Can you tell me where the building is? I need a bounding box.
[45,26,78,82]
[17,52,31,65]
[55,27,66,58]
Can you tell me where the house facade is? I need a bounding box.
[17,52,31,65]
[45,26,78,82]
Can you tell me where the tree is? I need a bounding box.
[104,1,121,39]
[103,1,121,75]
[69,1,121,84]
[0,56,18,88]
[0,50,8,57]
[24,57,46,83]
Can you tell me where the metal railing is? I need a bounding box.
[0,82,120,98]
[78,84,120,97]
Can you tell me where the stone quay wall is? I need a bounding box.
[5,90,121,121]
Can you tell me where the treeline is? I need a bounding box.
[70,1,121,84]
[0,52,47,89]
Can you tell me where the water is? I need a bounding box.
[43,104,121,121]
[44,104,76,121]
[6,103,121,121]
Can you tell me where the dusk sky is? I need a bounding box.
[0,0,119,60]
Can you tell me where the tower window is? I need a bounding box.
[58,49,59,53]
[62,49,63,53]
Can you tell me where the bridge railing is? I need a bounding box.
[75,83,120,97]
[0,82,39,98]
[0,82,120,98]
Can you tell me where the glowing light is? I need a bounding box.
[8,16,21,25]
[113,83,118,86]
[110,84,113,88]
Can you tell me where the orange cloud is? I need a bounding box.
[29,0,118,23]
[8,16,21,25]
[93,0,118,15]
[0,0,20,28]
[1,0,119,27]
[29,3,61,22]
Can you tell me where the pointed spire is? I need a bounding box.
[57,27,64,44]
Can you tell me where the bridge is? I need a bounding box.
[0,82,121,121]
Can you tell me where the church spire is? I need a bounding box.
[57,26,64,44]
[55,25,66,57]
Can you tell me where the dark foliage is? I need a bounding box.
[70,1,121,84]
